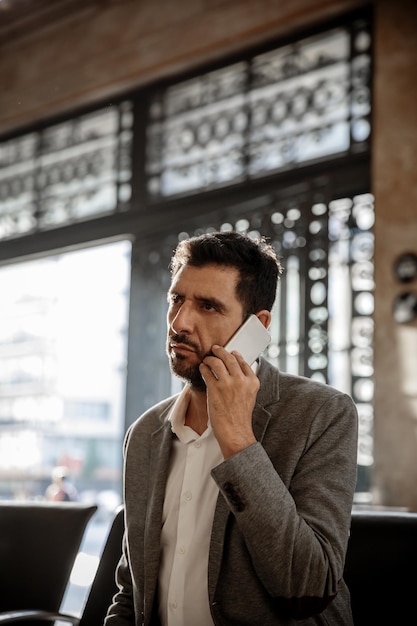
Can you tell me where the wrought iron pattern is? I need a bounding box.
[146,19,371,198]
[142,187,374,467]
[328,193,375,467]
[0,102,133,241]
[0,12,373,476]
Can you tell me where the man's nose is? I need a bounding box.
[170,302,195,334]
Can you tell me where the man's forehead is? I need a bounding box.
[170,263,239,288]
[170,264,241,300]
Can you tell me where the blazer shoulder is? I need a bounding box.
[126,394,178,438]
[278,371,357,421]
[258,358,355,408]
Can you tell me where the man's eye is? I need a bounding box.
[202,302,216,311]
[169,294,182,305]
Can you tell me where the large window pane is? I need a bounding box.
[0,239,131,504]
[0,102,133,241]
[146,19,371,198]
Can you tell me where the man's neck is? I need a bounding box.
[185,387,209,436]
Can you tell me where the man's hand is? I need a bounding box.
[199,345,259,458]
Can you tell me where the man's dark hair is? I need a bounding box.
[170,231,283,315]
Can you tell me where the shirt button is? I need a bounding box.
[171,601,178,609]
[194,441,201,448]
[184,490,192,501]
[179,546,186,555]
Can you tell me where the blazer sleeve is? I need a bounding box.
[104,533,136,625]
[211,389,358,619]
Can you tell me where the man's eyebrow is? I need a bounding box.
[195,295,227,312]
[167,288,181,300]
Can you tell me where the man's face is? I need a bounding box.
[166,263,245,390]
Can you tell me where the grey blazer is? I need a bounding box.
[105,358,358,626]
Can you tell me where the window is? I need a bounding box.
[0,10,373,507]
[138,12,373,492]
[140,186,374,492]
[0,240,131,501]
[146,20,371,198]
[0,102,133,240]
[0,10,373,610]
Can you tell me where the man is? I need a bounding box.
[45,465,78,502]
[105,231,358,626]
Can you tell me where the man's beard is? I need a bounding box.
[167,334,207,392]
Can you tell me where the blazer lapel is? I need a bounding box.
[143,420,174,615]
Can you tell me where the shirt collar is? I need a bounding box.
[168,384,213,443]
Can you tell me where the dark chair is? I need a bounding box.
[5,507,417,625]
[0,501,97,626]
[0,506,124,626]
[345,509,417,626]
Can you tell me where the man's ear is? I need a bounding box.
[256,310,272,329]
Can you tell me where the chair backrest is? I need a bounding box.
[344,510,417,626]
[0,501,97,615]
[79,506,124,626]
[83,507,417,626]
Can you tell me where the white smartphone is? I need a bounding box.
[224,314,271,365]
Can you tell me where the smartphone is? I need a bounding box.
[224,314,271,365]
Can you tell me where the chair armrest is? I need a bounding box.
[0,610,80,624]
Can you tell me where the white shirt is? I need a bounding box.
[158,384,223,626]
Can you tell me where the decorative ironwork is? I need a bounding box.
[146,19,371,198]
[0,102,133,241]
[327,193,374,466]
[143,187,374,467]
[0,13,373,479]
